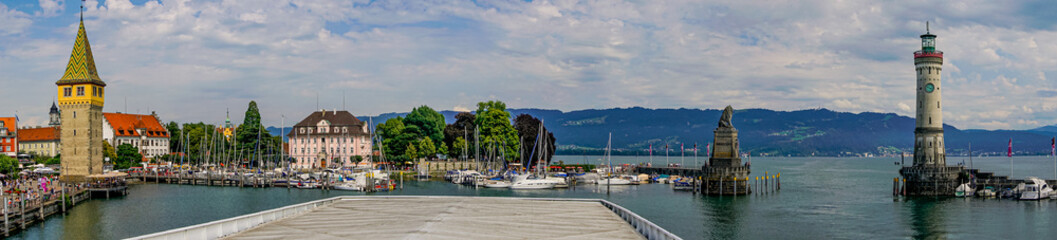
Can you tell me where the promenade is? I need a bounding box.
[133,196,681,240]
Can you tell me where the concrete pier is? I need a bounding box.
[131,196,680,240]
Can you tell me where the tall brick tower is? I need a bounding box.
[57,15,106,181]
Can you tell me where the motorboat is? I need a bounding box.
[1019,177,1053,200]
[544,174,569,188]
[976,186,996,198]
[672,178,694,191]
[596,177,632,185]
[954,183,974,197]
[483,180,512,188]
[509,175,556,189]
[333,181,364,191]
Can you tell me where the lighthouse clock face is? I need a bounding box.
[925,83,935,93]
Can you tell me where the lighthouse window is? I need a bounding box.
[929,117,932,125]
[937,101,940,108]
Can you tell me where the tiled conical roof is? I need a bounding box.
[56,19,106,86]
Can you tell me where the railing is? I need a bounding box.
[128,196,681,240]
[600,199,683,240]
[127,196,340,240]
[914,50,943,58]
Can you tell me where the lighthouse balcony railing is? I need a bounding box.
[914,50,943,58]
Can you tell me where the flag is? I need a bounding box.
[1051,137,1055,156]
[681,143,684,153]
[706,143,711,155]
[648,144,653,154]
[1007,138,1013,157]
[693,143,698,153]
[665,144,669,152]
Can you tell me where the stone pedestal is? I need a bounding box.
[899,165,965,196]
[704,127,751,195]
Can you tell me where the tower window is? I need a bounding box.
[937,101,940,108]
[929,117,932,125]
[73,111,76,118]
[64,87,72,97]
[77,86,85,96]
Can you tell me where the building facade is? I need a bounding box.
[0,117,16,157]
[287,110,371,169]
[49,102,61,126]
[18,126,60,157]
[57,18,106,179]
[102,112,170,158]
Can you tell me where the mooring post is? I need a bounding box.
[902,178,906,196]
[893,178,899,196]
[733,176,737,195]
[4,196,8,237]
[61,183,66,213]
[777,173,780,191]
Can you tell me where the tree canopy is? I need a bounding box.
[403,106,446,154]
[514,114,556,168]
[114,143,142,170]
[443,112,476,157]
[475,101,520,162]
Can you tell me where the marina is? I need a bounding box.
[9,156,1057,239]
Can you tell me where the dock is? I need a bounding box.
[130,196,681,240]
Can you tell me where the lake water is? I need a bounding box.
[11,155,1057,239]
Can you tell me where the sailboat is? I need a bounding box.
[954,183,974,197]
[597,133,631,185]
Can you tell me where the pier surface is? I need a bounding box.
[226,197,643,239]
[133,196,677,240]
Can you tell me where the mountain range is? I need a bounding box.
[267,107,1057,157]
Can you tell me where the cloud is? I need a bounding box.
[37,0,63,17]
[0,3,32,35]
[2,0,1057,130]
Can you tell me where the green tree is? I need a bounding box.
[103,140,117,160]
[405,142,418,162]
[443,112,476,153]
[0,154,18,175]
[417,138,437,160]
[449,137,468,159]
[236,101,264,162]
[403,106,446,154]
[47,154,61,165]
[475,101,520,162]
[114,144,143,170]
[166,121,181,153]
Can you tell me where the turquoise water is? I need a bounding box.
[11,156,1057,239]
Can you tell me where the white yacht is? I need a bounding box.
[1019,177,1053,200]
[483,180,512,188]
[596,177,632,185]
[509,175,556,189]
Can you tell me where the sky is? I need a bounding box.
[1,0,1056,130]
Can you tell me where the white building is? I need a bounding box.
[102,112,170,158]
[287,110,371,169]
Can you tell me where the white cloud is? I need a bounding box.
[0,3,32,35]
[37,0,63,17]
[2,0,1057,130]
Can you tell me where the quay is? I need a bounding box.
[1,186,96,237]
[130,196,681,240]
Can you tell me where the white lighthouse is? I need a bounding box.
[913,24,945,166]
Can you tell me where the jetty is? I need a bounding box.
[130,196,681,240]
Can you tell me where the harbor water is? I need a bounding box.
[11,156,1057,239]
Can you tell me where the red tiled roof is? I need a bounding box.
[17,127,59,142]
[103,113,169,138]
[0,117,15,133]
